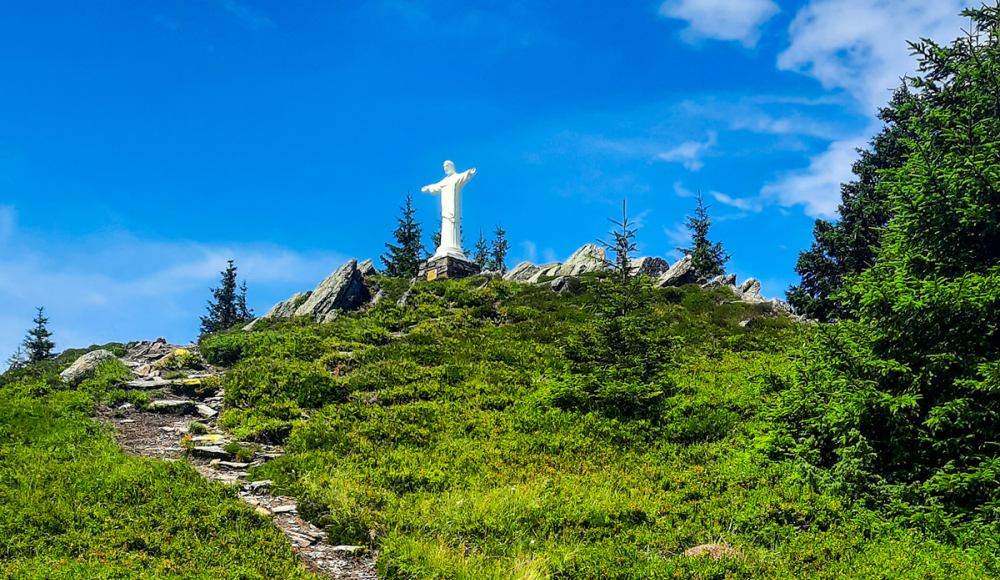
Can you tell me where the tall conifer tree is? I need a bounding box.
[382,192,425,277]
[472,228,489,267]
[200,260,253,335]
[488,223,509,274]
[676,191,730,277]
[23,307,55,363]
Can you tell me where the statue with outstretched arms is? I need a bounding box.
[422,160,476,260]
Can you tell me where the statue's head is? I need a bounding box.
[443,160,456,176]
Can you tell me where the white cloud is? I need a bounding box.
[658,131,717,171]
[663,223,689,261]
[543,248,559,264]
[0,232,345,360]
[520,240,537,263]
[660,0,780,48]
[673,182,696,198]
[710,191,763,212]
[778,0,971,114]
[760,136,861,218]
[758,0,974,218]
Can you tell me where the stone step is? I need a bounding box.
[191,445,232,460]
[146,400,195,414]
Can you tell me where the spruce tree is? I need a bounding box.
[381,192,425,277]
[200,260,253,335]
[786,87,916,321]
[4,346,26,373]
[676,191,730,277]
[22,307,55,363]
[772,4,1000,522]
[472,228,489,268]
[488,222,509,274]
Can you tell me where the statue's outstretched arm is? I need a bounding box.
[421,180,444,194]
[457,168,476,185]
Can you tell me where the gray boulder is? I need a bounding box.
[60,349,120,386]
[657,255,703,288]
[550,276,570,294]
[737,278,763,301]
[769,297,795,315]
[527,262,563,283]
[295,259,371,320]
[358,259,378,277]
[558,243,607,276]
[702,273,737,289]
[504,261,539,282]
[243,291,311,330]
[630,256,670,278]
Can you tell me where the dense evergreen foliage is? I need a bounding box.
[23,306,55,363]
[487,222,509,274]
[786,88,916,321]
[381,192,425,278]
[676,190,730,277]
[771,4,1000,529]
[200,260,253,335]
[471,228,489,268]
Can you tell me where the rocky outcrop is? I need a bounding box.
[656,255,705,288]
[295,260,371,323]
[510,244,611,283]
[526,263,563,283]
[736,277,763,302]
[630,256,670,278]
[559,244,607,276]
[358,259,377,277]
[702,273,737,289]
[60,349,120,386]
[249,260,371,328]
[504,262,539,282]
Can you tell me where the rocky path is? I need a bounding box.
[98,340,378,579]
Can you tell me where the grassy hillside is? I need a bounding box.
[0,352,315,579]
[199,275,999,579]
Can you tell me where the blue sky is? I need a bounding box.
[0,0,979,356]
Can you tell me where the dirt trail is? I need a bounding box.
[98,339,378,579]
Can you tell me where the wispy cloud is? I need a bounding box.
[660,0,780,48]
[663,223,689,260]
[673,181,696,198]
[221,0,275,30]
[760,0,973,218]
[0,230,345,360]
[658,131,717,171]
[710,190,763,212]
[520,240,537,263]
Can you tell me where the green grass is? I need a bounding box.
[200,276,1000,579]
[0,361,314,579]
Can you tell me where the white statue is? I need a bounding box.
[422,160,476,260]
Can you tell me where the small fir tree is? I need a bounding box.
[676,190,730,277]
[564,201,669,415]
[23,307,55,363]
[200,260,254,335]
[5,345,27,372]
[381,192,425,277]
[472,228,490,268]
[488,223,509,274]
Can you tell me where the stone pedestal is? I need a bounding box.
[419,255,481,281]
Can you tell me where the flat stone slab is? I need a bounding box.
[191,445,232,460]
[196,404,218,418]
[191,434,227,444]
[147,400,195,414]
[332,545,366,556]
[272,504,297,514]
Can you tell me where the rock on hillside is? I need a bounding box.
[631,256,670,278]
[656,255,705,288]
[247,259,372,329]
[503,244,609,283]
[60,349,121,386]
